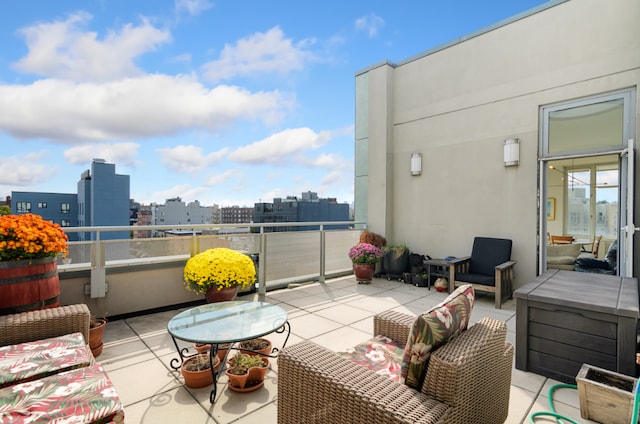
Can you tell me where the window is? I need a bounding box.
[565,164,618,238]
[61,219,70,227]
[61,203,70,214]
[16,202,31,213]
[38,202,47,208]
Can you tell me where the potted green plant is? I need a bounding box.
[183,248,256,303]
[225,353,269,392]
[383,244,410,281]
[181,353,220,388]
[412,272,429,287]
[348,242,384,284]
[0,213,69,314]
[239,338,272,356]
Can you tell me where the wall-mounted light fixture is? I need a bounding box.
[503,138,520,167]
[410,153,422,176]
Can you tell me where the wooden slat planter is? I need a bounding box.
[576,363,637,424]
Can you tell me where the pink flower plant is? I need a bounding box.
[348,242,384,264]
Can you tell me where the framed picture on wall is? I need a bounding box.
[547,198,555,221]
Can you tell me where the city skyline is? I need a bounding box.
[1,0,548,207]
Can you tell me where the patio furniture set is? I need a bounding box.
[0,304,125,423]
[278,284,514,424]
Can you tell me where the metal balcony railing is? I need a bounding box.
[60,221,365,298]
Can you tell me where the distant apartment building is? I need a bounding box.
[133,205,153,238]
[11,159,130,242]
[77,159,130,241]
[221,206,254,224]
[253,191,350,232]
[11,192,79,240]
[152,198,217,226]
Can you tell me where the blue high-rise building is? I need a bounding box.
[77,159,130,241]
[11,159,130,241]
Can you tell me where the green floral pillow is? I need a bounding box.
[400,284,475,390]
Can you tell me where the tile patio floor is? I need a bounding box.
[99,275,599,424]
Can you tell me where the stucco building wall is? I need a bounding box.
[355,0,640,289]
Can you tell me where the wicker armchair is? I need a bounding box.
[278,313,513,424]
[0,304,91,347]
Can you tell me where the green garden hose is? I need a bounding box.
[528,384,579,424]
[529,381,640,424]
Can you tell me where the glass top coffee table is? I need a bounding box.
[167,301,290,402]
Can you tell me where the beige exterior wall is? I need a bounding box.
[355,0,640,289]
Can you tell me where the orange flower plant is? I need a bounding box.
[0,214,69,261]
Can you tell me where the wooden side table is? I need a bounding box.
[514,269,639,383]
[423,258,450,290]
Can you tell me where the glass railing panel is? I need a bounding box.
[325,230,361,274]
[264,231,321,283]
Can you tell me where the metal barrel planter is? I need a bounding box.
[0,256,60,315]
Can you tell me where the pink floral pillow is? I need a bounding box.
[337,335,405,382]
[400,284,474,389]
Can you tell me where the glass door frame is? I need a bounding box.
[538,88,636,276]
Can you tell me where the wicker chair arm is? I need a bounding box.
[374,310,415,343]
[278,340,449,424]
[421,317,513,424]
[0,304,91,347]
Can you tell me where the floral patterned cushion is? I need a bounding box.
[337,335,405,382]
[400,284,475,390]
[0,363,124,424]
[0,332,92,389]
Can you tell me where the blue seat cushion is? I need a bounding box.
[456,272,496,286]
[469,237,512,276]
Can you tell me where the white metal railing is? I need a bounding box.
[60,221,366,298]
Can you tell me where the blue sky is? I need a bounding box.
[0,0,549,207]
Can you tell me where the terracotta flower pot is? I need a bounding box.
[353,263,375,284]
[226,356,269,391]
[89,318,106,357]
[194,342,233,362]
[239,338,272,357]
[181,354,220,389]
[205,286,238,303]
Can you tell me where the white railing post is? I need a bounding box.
[258,226,267,295]
[90,230,107,298]
[319,224,326,284]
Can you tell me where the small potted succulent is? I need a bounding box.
[181,353,220,389]
[226,353,269,392]
[348,242,384,284]
[239,338,272,356]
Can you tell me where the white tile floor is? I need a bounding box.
[98,275,599,424]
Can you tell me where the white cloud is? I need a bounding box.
[227,127,328,165]
[157,144,228,173]
[0,152,55,186]
[175,0,213,16]
[202,27,315,83]
[303,153,351,170]
[64,142,140,166]
[0,75,293,143]
[205,170,234,186]
[13,12,171,82]
[355,13,385,38]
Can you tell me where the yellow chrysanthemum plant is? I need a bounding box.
[183,248,256,294]
[0,214,69,262]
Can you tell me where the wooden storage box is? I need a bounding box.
[576,363,637,424]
